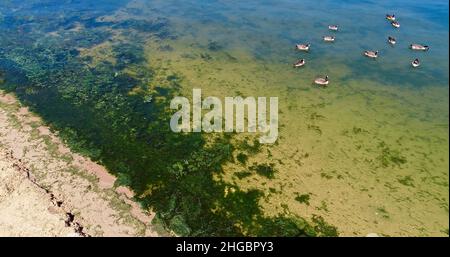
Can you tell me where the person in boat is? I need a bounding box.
[293,59,306,68]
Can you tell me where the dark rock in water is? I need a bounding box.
[155,86,170,96]
[159,45,174,52]
[112,43,145,70]
[0,70,5,84]
[207,40,223,51]
[82,17,115,29]
[113,18,170,34]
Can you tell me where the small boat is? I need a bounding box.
[364,50,378,58]
[296,43,310,51]
[328,25,339,31]
[391,21,400,28]
[411,58,420,68]
[314,75,329,86]
[323,36,335,42]
[388,36,396,45]
[410,44,429,51]
[293,59,306,68]
[386,14,396,21]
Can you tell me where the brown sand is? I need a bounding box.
[0,90,159,237]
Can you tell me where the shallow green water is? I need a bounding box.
[146,0,449,87]
[0,0,448,236]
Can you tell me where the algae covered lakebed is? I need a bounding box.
[0,0,448,236]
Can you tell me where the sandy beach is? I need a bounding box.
[0,90,159,236]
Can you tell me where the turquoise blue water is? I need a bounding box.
[1,0,448,86]
[144,0,449,87]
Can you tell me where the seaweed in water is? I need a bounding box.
[295,193,311,205]
[112,43,145,69]
[207,40,223,51]
[397,176,415,187]
[250,163,277,179]
[0,70,5,84]
[377,142,407,168]
[234,171,253,180]
[236,153,248,165]
[239,138,261,154]
[0,1,338,237]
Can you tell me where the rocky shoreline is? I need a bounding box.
[0,90,159,237]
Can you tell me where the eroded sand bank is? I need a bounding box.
[0,90,158,237]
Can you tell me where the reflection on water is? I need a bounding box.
[0,0,448,236]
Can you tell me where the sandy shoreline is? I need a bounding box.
[0,90,159,236]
